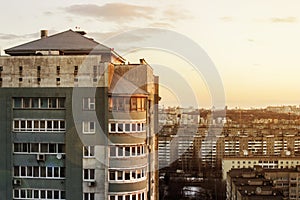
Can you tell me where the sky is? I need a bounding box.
[1,0,300,108]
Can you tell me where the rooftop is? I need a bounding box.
[4,29,124,62]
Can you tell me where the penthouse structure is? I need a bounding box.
[0,29,159,200]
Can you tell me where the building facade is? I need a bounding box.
[227,166,300,200]
[0,30,159,200]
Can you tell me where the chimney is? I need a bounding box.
[40,30,48,39]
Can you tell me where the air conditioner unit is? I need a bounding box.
[87,181,96,187]
[37,154,45,161]
[13,179,21,186]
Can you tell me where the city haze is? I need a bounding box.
[1,0,300,108]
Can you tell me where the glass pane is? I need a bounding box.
[41,144,48,153]
[54,167,59,177]
[40,121,45,129]
[31,98,39,108]
[30,143,38,152]
[90,146,95,156]
[117,171,122,180]
[54,191,59,199]
[41,167,46,177]
[60,121,65,129]
[47,167,53,177]
[110,123,116,132]
[14,98,22,108]
[58,144,65,153]
[14,121,19,129]
[118,147,123,157]
[49,98,57,108]
[23,98,30,108]
[34,190,39,198]
[110,146,116,157]
[47,191,52,199]
[41,190,46,198]
[125,124,130,132]
[53,121,59,129]
[110,171,115,180]
[41,98,48,108]
[131,97,137,110]
[49,144,56,153]
[58,98,65,108]
[33,167,39,177]
[118,123,123,132]
[60,167,65,177]
[125,147,130,156]
[90,169,95,179]
[83,98,89,110]
[27,166,32,176]
[14,166,19,176]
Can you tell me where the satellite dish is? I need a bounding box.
[286,151,291,156]
[56,153,62,160]
[256,187,262,194]
[243,150,248,156]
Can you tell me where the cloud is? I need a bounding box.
[162,7,191,21]
[149,22,174,28]
[64,3,154,22]
[220,16,234,22]
[271,17,297,23]
[0,32,37,40]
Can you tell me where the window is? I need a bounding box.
[110,146,116,157]
[13,189,65,199]
[109,167,146,182]
[13,97,65,109]
[83,97,95,110]
[109,121,146,133]
[83,146,95,158]
[109,97,146,112]
[83,169,95,181]
[13,166,65,178]
[13,143,65,154]
[109,145,146,158]
[84,193,95,200]
[83,121,96,134]
[13,119,66,132]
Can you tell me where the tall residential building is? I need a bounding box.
[0,29,159,200]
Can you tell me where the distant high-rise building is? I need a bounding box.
[0,29,159,200]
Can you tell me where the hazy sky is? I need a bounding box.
[1,0,300,108]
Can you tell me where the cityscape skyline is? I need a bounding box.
[1,0,300,108]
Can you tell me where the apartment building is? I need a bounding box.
[227,166,300,200]
[0,29,159,200]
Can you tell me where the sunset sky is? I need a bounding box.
[1,0,300,108]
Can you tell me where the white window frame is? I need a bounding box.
[82,121,96,134]
[13,119,66,132]
[13,189,65,199]
[83,97,95,111]
[83,192,95,200]
[83,146,95,158]
[108,190,146,200]
[13,166,65,179]
[108,167,147,183]
[109,145,145,158]
[109,121,146,133]
[83,169,95,181]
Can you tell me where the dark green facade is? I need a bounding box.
[0,87,108,200]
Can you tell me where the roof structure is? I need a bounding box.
[4,30,122,58]
[109,73,148,96]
